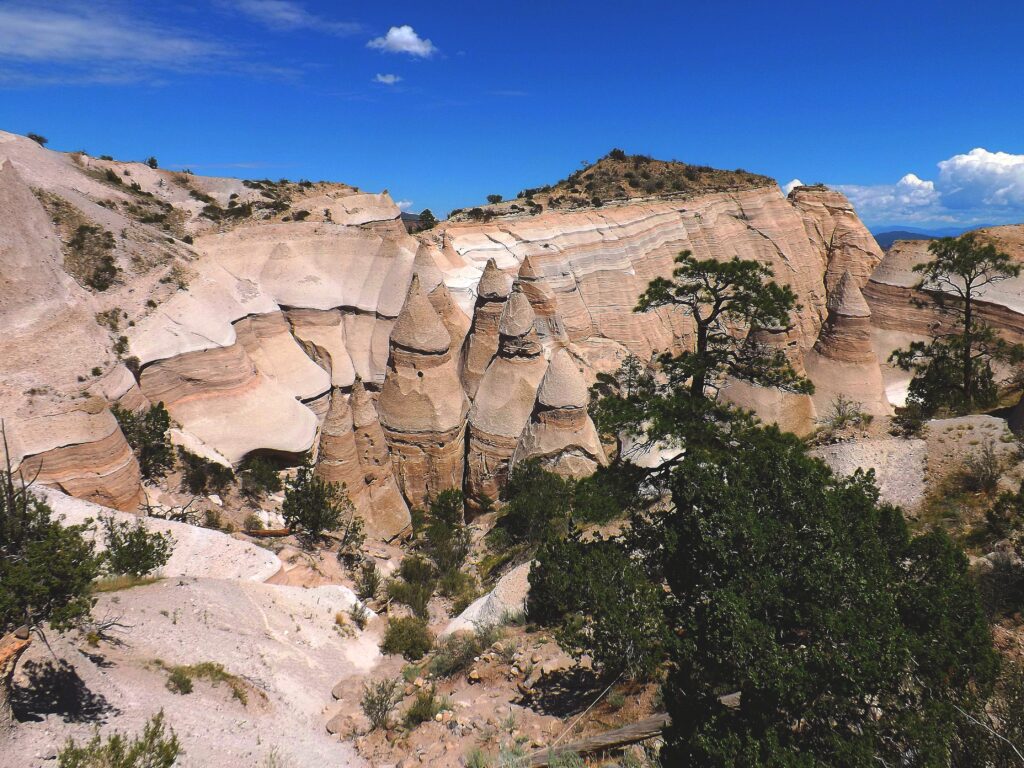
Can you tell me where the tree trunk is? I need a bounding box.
[0,628,31,732]
[691,324,708,400]
[963,292,973,406]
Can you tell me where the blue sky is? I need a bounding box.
[2,1,1024,229]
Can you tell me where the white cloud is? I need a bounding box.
[396,200,414,211]
[374,73,402,85]
[231,0,362,36]
[834,148,1024,227]
[936,148,1024,210]
[367,25,437,57]
[781,178,803,196]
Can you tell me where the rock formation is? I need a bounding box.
[316,384,410,539]
[460,258,513,398]
[466,290,549,505]
[804,271,892,419]
[1,130,904,520]
[378,276,469,507]
[349,377,410,537]
[512,349,607,476]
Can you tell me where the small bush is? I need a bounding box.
[428,625,503,678]
[350,601,369,630]
[404,685,448,728]
[486,194,503,205]
[356,561,382,601]
[381,616,433,660]
[243,513,264,532]
[817,395,873,438]
[240,456,283,500]
[146,156,159,169]
[58,711,180,768]
[177,447,234,496]
[166,667,193,694]
[281,463,358,547]
[160,662,249,704]
[387,556,437,619]
[961,439,1002,494]
[891,402,926,437]
[27,132,48,146]
[113,403,174,479]
[100,515,174,578]
[360,678,402,731]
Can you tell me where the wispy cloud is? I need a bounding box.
[368,25,437,57]
[229,0,362,36]
[489,89,529,98]
[374,73,402,85]
[0,3,219,65]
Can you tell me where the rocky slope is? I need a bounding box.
[1,134,892,519]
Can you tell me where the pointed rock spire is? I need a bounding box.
[390,274,451,353]
[478,258,513,300]
[499,290,536,338]
[537,349,589,410]
[413,242,444,293]
[827,270,871,318]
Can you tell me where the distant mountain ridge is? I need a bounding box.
[871,225,992,250]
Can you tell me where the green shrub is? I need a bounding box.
[27,132,48,146]
[428,625,503,678]
[360,678,401,730]
[381,616,433,660]
[282,463,357,547]
[100,515,174,578]
[177,447,234,496]
[387,556,437,619]
[112,403,174,479]
[67,223,118,291]
[404,685,448,728]
[421,489,470,576]
[961,439,1002,494]
[58,711,180,768]
[165,667,192,694]
[349,601,369,630]
[239,456,282,500]
[356,561,382,601]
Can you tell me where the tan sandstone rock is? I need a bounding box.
[512,349,608,476]
[804,271,892,419]
[460,258,513,398]
[378,276,470,507]
[466,290,549,505]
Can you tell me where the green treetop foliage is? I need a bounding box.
[100,515,174,579]
[112,403,174,480]
[635,251,813,400]
[527,423,998,765]
[420,489,470,577]
[0,463,100,636]
[282,462,360,548]
[891,233,1023,417]
[418,208,438,229]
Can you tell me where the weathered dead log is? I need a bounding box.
[0,627,31,732]
[525,713,670,766]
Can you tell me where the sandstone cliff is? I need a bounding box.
[0,133,894,526]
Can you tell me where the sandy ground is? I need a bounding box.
[5,491,380,767]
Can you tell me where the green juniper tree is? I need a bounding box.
[1,434,101,730]
[635,250,813,401]
[891,233,1023,416]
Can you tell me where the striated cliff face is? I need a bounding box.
[1,132,893,525]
